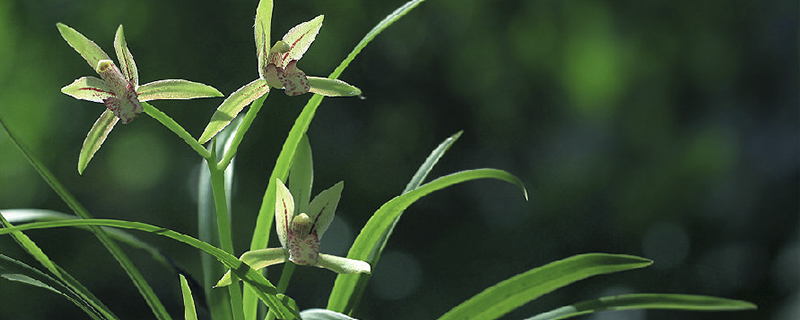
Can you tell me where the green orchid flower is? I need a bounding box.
[198,8,361,144]
[216,179,370,287]
[57,23,223,174]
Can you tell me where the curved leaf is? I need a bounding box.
[137,79,223,101]
[0,254,106,320]
[57,23,111,71]
[79,109,118,174]
[328,169,527,313]
[526,293,757,320]
[0,219,298,320]
[436,254,653,320]
[199,78,269,144]
[328,0,426,80]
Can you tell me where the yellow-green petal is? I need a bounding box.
[61,76,114,103]
[198,79,269,144]
[307,77,362,97]
[114,25,139,87]
[56,23,112,71]
[138,79,223,101]
[78,110,119,174]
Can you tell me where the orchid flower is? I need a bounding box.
[197,9,361,143]
[216,179,370,287]
[58,23,223,174]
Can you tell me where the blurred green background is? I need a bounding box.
[0,0,797,319]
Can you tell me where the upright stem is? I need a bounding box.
[207,146,245,320]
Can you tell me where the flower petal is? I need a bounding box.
[316,254,371,274]
[61,76,115,102]
[306,181,343,239]
[279,15,323,66]
[279,60,310,96]
[215,248,286,288]
[102,85,142,124]
[114,25,138,87]
[137,79,223,101]
[275,178,294,249]
[78,109,119,174]
[287,232,320,266]
[56,23,112,71]
[255,0,273,79]
[198,78,269,144]
[307,77,362,97]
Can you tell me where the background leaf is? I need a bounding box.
[328,168,527,313]
[179,274,199,320]
[436,254,653,320]
[526,293,757,320]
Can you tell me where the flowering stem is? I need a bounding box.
[142,102,211,158]
[217,92,269,171]
[207,145,245,320]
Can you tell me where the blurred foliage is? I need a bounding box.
[0,0,797,320]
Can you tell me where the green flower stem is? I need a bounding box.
[142,102,211,158]
[207,147,245,320]
[217,93,268,171]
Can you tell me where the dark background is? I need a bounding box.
[0,1,797,320]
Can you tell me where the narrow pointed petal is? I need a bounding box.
[61,76,115,102]
[114,25,138,87]
[316,254,371,274]
[279,61,310,96]
[215,248,286,288]
[57,23,112,71]
[255,0,273,79]
[275,178,294,249]
[307,181,343,239]
[198,78,269,144]
[78,109,119,174]
[137,79,223,101]
[307,77,362,97]
[279,15,324,65]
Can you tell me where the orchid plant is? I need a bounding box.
[0,0,756,320]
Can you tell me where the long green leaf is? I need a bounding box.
[2,209,170,269]
[327,131,463,313]
[0,219,299,319]
[328,169,527,313]
[179,274,199,320]
[0,115,172,320]
[328,0,426,80]
[436,254,653,320]
[0,254,104,320]
[526,293,757,320]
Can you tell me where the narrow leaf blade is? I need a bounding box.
[328,169,527,313]
[526,293,757,320]
[179,275,199,320]
[436,254,653,320]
